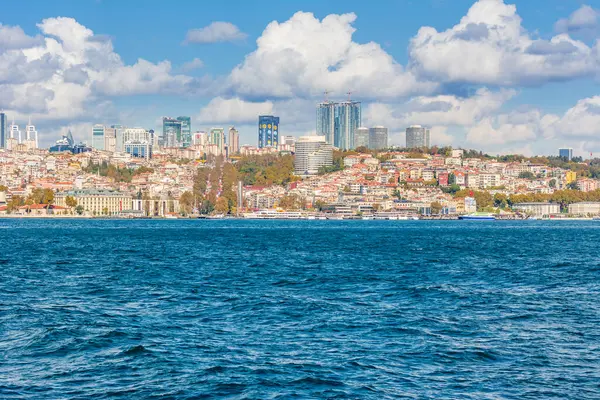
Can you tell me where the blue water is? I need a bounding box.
[1,220,599,399]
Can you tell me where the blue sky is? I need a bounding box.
[1,0,600,155]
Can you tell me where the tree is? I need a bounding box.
[430,201,443,214]
[102,207,109,215]
[215,197,229,214]
[75,205,84,215]
[493,193,508,208]
[567,181,579,190]
[549,179,557,188]
[279,195,300,210]
[518,171,535,179]
[65,196,77,208]
[0,185,8,192]
[179,191,194,215]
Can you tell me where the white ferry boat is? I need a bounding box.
[459,212,496,221]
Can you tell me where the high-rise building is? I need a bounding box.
[111,124,125,152]
[294,136,333,176]
[228,126,240,154]
[193,131,208,146]
[0,112,7,148]
[162,117,182,148]
[355,127,369,148]
[92,124,105,150]
[335,101,361,150]
[258,115,279,148]
[23,117,39,150]
[177,116,192,147]
[316,101,336,145]
[123,127,152,159]
[316,100,361,149]
[559,148,573,161]
[406,125,430,149]
[210,128,225,153]
[369,126,388,150]
[103,127,117,153]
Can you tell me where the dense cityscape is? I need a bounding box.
[1,101,599,220]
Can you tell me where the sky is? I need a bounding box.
[1,0,600,156]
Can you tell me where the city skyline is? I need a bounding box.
[0,0,599,156]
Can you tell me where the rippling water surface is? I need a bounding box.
[1,219,600,399]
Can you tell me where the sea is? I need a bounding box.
[1,219,599,399]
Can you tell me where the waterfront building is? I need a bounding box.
[258,115,279,148]
[317,101,336,145]
[92,124,106,150]
[0,112,7,148]
[228,126,240,154]
[355,127,369,148]
[513,202,560,217]
[210,128,225,154]
[369,126,388,150]
[177,116,192,147]
[123,128,152,159]
[294,135,333,176]
[162,117,182,148]
[406,125,430,149]
[559,148,573,161]
[55,189,133,216]
[335,101,361,150]
[568,202,600,215]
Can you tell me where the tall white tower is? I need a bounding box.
[10,119,21,143]
[25,117,38,149]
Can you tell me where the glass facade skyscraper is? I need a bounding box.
[0,113,6,148]
[162,117,182,148]
[369,126,388,150]
[559,148,573,161]
[406,125,430,149]
[92,124,105,150]
[316,102,336,145]
[316,100,361,150]
[177,116,192,147]
[335,101,361,150]
[258,116,279,148]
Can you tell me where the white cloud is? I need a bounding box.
[409,0,599,86]
[544,96,600,138]
[227,12,436,100]
[184,22,247,44]
[180,57,204,72]
[0,17,197,129]
[0,24,43,50]
[555,5,600,37]
[363,88,515,130]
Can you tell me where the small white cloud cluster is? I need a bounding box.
[0,17,194,125]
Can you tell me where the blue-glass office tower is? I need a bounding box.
[316,101,361,149]
[334,101,361,150]
[559,148,573,161]
[316,102,336,145]
[177,116,192,147]
[258,116,279,148]
[0,112,6,148]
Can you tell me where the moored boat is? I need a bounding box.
[459,212,496,221]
